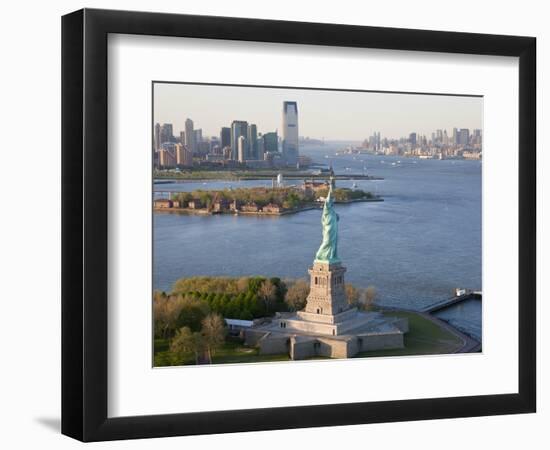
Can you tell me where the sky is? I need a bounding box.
[153,82,483,141]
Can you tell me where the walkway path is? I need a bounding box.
[416,311,481,353]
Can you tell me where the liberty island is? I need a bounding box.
[244,176,408,359]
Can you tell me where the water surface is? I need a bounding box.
[153,144,482,321]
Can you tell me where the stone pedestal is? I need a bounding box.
[302,261,350,323]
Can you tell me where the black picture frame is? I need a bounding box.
[62,8,536,442]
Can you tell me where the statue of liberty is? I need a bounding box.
[314,175,340,264]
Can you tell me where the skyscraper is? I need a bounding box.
[154,123,161,151]
[185,118,195,153]
[237,136,247,163]
[193,129,203,146]
[220,127,231,149]
[248,124,258,159]
[472,129,482,146]
[457,128,470,146]
[263,131,278,153]
[409,132,417,147]
[160,123,174,145]
[282,101,299,166]
[231,120,248,161]
[257,135,265,161]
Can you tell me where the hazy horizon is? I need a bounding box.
[153,82,483,141]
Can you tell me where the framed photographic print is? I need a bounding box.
[62,8,536,442]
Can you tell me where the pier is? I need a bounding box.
[421,291,481,314]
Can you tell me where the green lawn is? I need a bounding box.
[154,338,193,366]
[154,338,290,367]
[355,311,464,358]
[211,340,290,364]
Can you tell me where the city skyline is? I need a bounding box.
[153,82,483,141]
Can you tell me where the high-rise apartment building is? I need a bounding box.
[159,148,176,167]
[209,137,220,154]
[175,143,193,167]
[282,101,299,165]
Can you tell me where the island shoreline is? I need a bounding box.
[153,197,384,216]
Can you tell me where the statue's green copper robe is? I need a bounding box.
[314,184,340,264]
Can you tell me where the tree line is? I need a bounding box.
[315,187,375,201]
[171,187,312,209]
[154,276,287,341]
[169,186,374,210]
[154,276,377,340]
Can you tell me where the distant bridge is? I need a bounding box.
[422,292,481,314]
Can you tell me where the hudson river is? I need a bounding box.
[153,143,482,340]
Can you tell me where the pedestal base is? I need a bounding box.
[245,311,408,360]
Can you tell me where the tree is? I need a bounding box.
[170,326,203,365]
[175,298,210,332]
[172,191,192,205]
[345,284,360,306]
[247,276,266,294]
[283,191,301,209]
[201,313,226,362]
[316,187,329,200]
[244,291,262,317]
[285,279,310,311]
[239,309,253,320]
[195,190,213,208]
[153,293,188,339]
[362,285,377,311]
[269,277,287,303]
[153,291,170,339]
[258,279,277,314]
[236,276,250,294]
